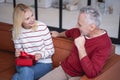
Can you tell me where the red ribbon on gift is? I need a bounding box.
[16,51,36,66]
[20,51,35,59]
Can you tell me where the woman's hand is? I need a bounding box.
[34,53,42,61]
[15,49,21,57]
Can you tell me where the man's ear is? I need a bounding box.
[89,23,96,31]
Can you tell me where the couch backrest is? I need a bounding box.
[0,22,15,52]
[52,37,73,68]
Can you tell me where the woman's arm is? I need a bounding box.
[41,27,55,59]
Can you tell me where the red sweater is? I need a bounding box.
[61,28,112,78]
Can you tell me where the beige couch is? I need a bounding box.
[0,22,120,80]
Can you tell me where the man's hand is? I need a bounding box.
[74,36,85,48]
[74,36,87,60]
[50,31,59,37]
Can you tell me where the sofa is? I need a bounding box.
[0,22,120,80]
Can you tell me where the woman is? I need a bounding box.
[12,3,54,80]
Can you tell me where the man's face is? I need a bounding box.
[77,13,91,36]
[22,9,35,29]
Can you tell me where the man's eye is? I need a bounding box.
[31,14,33,17]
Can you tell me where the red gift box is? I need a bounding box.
[16,51,36,66]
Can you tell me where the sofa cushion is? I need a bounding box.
[0,22,15,52]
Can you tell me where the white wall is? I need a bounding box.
[105,0,120,15]
[2,0,120,38]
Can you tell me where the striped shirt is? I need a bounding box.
[13,21,54,63]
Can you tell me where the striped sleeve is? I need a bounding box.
[41,26,54,59]
[13,38,23,51]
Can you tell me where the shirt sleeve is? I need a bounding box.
[80,45,112,78]
[65,28,81,39]
[13,38,23,51]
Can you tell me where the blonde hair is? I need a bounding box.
[12,3,37,40]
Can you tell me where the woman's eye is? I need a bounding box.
[26,17,29,20]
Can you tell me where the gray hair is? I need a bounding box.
[80,6,101,27]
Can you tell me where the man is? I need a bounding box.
[39,6,112,80]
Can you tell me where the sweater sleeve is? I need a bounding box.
[80,45,112,78]
[41,27,54,59]
[65,28,81,39]
[13,38,23,51]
